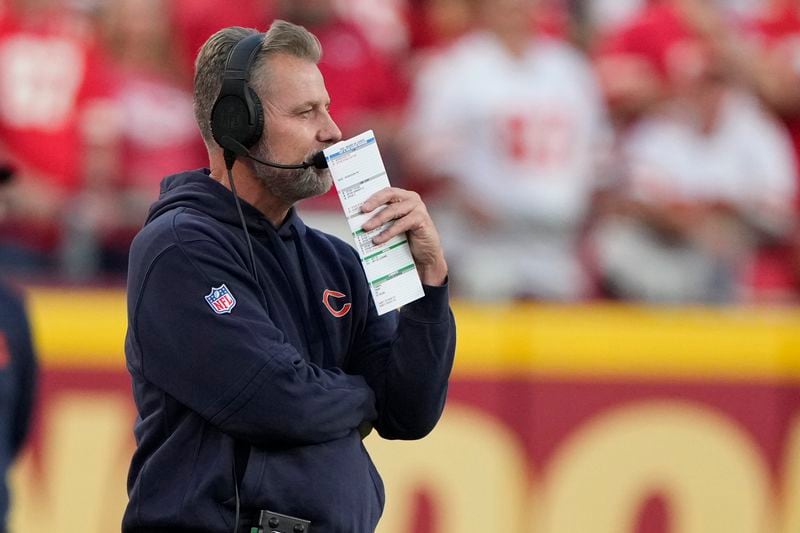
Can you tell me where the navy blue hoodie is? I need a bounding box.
[122,169,456,532]
[0,281,37,532]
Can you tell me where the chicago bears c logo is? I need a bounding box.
[322,289,351,318]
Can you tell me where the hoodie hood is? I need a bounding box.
[146,168,307,238]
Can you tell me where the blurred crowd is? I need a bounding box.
[0,0,799,304]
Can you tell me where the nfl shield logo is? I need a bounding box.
[205,284,237,314]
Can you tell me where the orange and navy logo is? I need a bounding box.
[322,289,351,318]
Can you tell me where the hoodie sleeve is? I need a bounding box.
[0,286,38,458]
[128,239,377,447]
[346,281,456,440]
[10,297,37,457]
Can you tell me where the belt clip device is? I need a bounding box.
[250,510,311,533]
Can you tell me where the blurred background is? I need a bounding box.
[1,0,799,531]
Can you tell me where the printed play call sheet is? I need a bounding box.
[323,130,424,315]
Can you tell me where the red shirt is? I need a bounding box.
[171,0,272,75]
[596,2,698,81]
[313,19,406,134]
[110,67,207,190]
[0,9,113,193]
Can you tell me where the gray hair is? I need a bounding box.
[193,20,323,146]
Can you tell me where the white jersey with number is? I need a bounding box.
[407,32,608,300]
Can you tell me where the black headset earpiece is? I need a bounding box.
[210,33,266,153]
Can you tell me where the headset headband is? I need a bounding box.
[223,32,265,82]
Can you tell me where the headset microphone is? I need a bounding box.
[221,136,328,170]
[308,150,329,169]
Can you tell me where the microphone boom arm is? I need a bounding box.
[221,136,328,170]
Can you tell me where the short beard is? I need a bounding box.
[251,144,332,205]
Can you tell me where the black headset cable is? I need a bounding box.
[224,150,259,285]
[224,150,255,533]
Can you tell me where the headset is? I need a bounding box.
[210,32,327,171]
[211,32,265,160]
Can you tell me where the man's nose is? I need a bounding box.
[318,110,342,144]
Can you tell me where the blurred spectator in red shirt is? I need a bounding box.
[56,0,209,278]
[407,0,475,52]
[170,0,272,77]
[102,0,207,199]
[0,0,116,274]
[594,0,694,127]
[593,0,782,125]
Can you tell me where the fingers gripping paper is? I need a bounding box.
[323,130,424,315]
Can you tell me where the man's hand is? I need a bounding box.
[361,187,448,286]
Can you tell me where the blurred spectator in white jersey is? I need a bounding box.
[590,2,797,303]
[404,0,608,301]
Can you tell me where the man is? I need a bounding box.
[0,164,38,532]
[122,20,455,533]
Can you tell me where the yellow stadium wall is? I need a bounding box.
[8,287,800,533]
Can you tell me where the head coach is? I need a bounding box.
[121,19,456,533]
